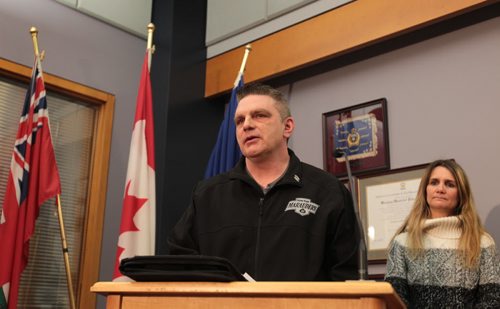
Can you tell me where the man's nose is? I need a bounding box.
[242,116,253,129]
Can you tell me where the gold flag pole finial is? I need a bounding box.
[29,27,45,61]
[147,23,155,51]
[235,44,252,87]
[147,23,155,70]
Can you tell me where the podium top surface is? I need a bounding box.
[92,281,394,296]
[92,281,405,309]
[94,281,402,296]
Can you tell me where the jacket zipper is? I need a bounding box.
[254,197,264,280]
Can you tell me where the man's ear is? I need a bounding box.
[283,117,295,138]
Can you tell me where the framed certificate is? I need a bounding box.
[356,163,429,262]
[323,98,389,178]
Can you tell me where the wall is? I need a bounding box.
[1,0,498,300]
[288,17,500,272]
[55,0,152,38]
[0,0,144,306]
[206,0,352,57]
[205,0,496,97]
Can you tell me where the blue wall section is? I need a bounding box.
[150,0,225,254]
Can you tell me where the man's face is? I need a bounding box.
[234,94,293,160]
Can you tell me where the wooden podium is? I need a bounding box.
[91,281,405,309]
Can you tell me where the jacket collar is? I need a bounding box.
[229,149,303,189]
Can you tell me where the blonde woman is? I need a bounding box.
[385,159,499,308]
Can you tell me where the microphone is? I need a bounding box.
[334,150,368,280]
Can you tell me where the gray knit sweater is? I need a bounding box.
[385,216,500,308]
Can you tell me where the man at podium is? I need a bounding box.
[168,84,359,281]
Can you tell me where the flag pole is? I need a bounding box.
[56,195,76,309]
[235,44,251,87]
[147,23,155,71]
[30,27,76,309]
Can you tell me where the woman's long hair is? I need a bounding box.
[394,159,485,268]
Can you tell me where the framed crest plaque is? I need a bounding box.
[322,98,389,178]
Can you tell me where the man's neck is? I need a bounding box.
[246,149,290,189]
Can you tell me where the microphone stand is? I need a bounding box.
[335,150,368,280]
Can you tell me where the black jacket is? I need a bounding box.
[168,150,359,281]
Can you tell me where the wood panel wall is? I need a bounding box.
[205,0,496,98]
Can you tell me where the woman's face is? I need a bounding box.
[426,166,459,218]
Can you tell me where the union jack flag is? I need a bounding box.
[0,57,61,309]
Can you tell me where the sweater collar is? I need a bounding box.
[423,216,462,239]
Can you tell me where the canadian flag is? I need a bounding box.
[113,51,156,281]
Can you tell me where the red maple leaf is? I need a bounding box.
[119,180,148,234]
[113,246,125,278]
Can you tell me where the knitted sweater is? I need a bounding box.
[385,216,500,308]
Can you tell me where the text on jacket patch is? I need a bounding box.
[285,198,320,216]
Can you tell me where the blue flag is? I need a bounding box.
[204,76,244,178]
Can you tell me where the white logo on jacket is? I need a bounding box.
[285,198,319,216]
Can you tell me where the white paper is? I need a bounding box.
[242,272,256,282]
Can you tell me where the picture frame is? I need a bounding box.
[356,163,429,263]
[322,98,389,178]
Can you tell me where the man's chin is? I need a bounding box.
[242,150,261,159]
[243,152,258,159]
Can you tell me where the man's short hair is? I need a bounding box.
[236,83,291,120]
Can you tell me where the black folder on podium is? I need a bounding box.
[119,255,245,282]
